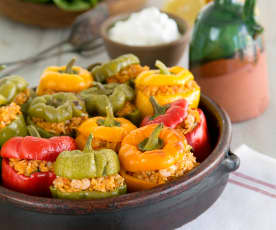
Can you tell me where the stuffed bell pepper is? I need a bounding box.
[27,92,88,137]
[135,60,200,116]
[0,103,27,146]
[37,58,93,96]
[51,134,127,200]
[0,75,30,106]
[76,105,136,152]
[79,82,142,126]
[91,54,149,84]
[141,97,211,162]
[1,132,77,196]
[119,124,198,192]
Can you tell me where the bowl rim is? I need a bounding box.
[100,11,190,50]
[0,94,231,215]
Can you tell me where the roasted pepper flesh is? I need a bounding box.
[27,92,88,136]
[119,124,198,191]
[135,61,200,116]
[0,103,27,146]
[0,75,29,106]
[52,134,127,199]
[1,135,77,196]
[92,54,148,83]
[37,58,93,96]
[76,106,136,151]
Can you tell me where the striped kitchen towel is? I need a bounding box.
[181,145,276,230]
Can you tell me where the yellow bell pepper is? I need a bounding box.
[37,58,93,96]
[76,105,136,152]
[135,61,200,117]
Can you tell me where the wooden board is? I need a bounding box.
[0,0,147,28]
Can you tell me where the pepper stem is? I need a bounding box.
[97,105,121,127]
[27,125,41,138]
[65,58,76,74]
[0,65,5,72]
[138,124,164,152]
[84,134,93,152]
[150,96,170,120]
[155,60,171,75]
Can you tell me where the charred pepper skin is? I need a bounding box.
[1,135,77,197]
[0,114,27,147]
[52,135,127,199]
[91,54,140,83]
[0,75,29,106]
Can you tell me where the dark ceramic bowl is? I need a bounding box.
[100,12,190,68]
[0,94,239,230]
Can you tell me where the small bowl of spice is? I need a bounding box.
[101,7,189,68]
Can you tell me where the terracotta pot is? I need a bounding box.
[0,0,147,28]
[100,12,190,68]
[0,94,239,230]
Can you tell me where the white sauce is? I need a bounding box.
[108,7,181,46]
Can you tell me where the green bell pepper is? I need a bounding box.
[0,114,27,146]
[0,75,29,106]
[92,54,140,83]
[79,82,142,125]
[54,134,120,179]
[80,83,134,115]
[27,92,87,123]
[52,134,126,199]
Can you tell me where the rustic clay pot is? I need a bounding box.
[0,94,239,230]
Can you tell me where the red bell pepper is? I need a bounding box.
[1,136,77,197]
[141,97,189,128]
[185,109,211,162]
[140,97,211,162]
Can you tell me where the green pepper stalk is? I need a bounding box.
[97,105,121,127]
[149,96,170,120]
[155,60,171,75]
[138,124,164,152]
[51,134,127,200]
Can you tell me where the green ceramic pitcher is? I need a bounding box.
[189,0,269,123]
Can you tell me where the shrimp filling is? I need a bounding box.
[107,64,149,83]
[127,151,198,185]
[53,174,125,193]
[33,115,88,135]
[176,108,200,135]
[0,103,21,129]
[139,80,198,96]
[9,159,54,177]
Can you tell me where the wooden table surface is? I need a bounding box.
[0,0,274,158]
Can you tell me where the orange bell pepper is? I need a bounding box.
[135,60,200,116]
[37,58,93,95]
[76,105,136,151]
[119,124,192,191]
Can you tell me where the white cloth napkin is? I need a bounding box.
[179,145,276,230]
